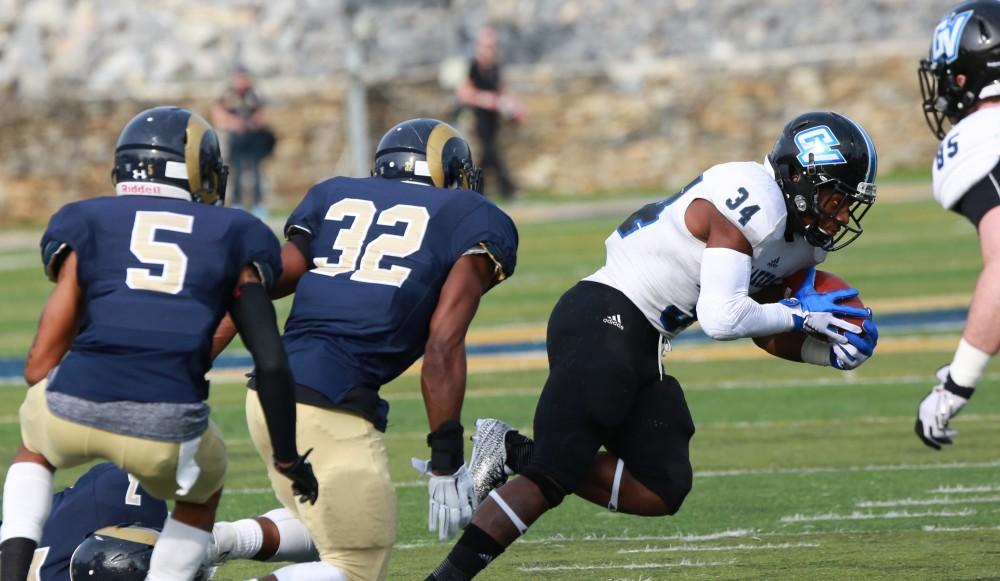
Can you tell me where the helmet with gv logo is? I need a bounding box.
[766,111,877,251]
[920,1,1000,138]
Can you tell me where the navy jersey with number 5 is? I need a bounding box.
[40,193,282,406]
[26,463,168,581]
[282,176,518,430]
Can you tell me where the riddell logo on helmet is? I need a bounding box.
[119,183,163,194]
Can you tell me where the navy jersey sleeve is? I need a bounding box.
[235,216,284,291]
[40,202,91,282]
[283,184,328,260]
[451,202,519,281]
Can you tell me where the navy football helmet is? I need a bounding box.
[112,106,228,205]
[920,1,1000,138]
[373,118,483,192]
[767,111,878,251]
[69,525,210,581]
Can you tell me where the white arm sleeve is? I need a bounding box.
[696,247,795,341]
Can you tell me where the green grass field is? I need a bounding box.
[1,194,999,579]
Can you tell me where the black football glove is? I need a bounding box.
[274,448,319,505]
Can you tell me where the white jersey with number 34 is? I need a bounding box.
[585,161,825,338]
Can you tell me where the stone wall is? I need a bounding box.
[0,0,955,223]
[0,43,937,224]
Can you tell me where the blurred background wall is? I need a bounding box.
[0,0,956,224]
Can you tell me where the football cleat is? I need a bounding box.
[468,418,515,504]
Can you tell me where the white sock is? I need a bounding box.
[950,337,993,388]
[147,515,212,581]
[263,508,319,562]
[270,561,348,581]
[213,517,264,560]
[0,462,53,542]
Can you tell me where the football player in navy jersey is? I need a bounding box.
[5,463,168,581]
[2,462,316,580]
[214,117,518,581]
[426,112,880,580]
[0,107,317,581]
[915,1,1000,450]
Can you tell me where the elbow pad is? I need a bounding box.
[697,248,793,340]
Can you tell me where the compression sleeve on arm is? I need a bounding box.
[696,247,795,340]
[229,282,298,462]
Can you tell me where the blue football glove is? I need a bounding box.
[781,267,870,344]
[830,319,878,370]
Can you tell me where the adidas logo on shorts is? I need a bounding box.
[602,314,624,330]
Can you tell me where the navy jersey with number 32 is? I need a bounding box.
[40,194,282,404]
[282,177,517,429]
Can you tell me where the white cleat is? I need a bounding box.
[469,418,515,504]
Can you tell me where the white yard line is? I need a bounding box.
[922,525,1000,532]
[395,530,759,550]
[396,525,1000,551]
[929,484,1000,494]
[516,558,736,572]
[780,509,976,523]
[698,459,1000,478]
[856,495,1000,508]
[617,542,818,554]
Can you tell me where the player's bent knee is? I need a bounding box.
[520,465,568,508]
[658,473,693,516]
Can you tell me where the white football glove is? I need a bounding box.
[782,301,862,344]
[411,458,477,541]
[915,366,971,450]
[830,320,878,370]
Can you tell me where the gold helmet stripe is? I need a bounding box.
[426,122,461,188]
[184,113,210,201]
[93,525,159,546]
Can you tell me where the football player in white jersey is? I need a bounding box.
[916,1,1000,450]
[425,111,879,580]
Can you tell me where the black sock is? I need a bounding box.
[945,374,975,399]
[426,524,505,581]
[1,537,38,581]
[504,431,534,474]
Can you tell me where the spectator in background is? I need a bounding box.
[213,64,274,220]
[456,25,524,201]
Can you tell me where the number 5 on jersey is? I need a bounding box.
[313,198,430,287]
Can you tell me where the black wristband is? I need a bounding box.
[944,375,975,400]
[427,419,464,474]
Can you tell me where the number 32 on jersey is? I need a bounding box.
[313,198,430,288]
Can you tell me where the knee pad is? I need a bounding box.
[519,465,567,508]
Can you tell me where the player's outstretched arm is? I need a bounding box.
[229,265,318,505]
[25,251,83,385]
[421,253,495,432]
[416,254,495,541]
